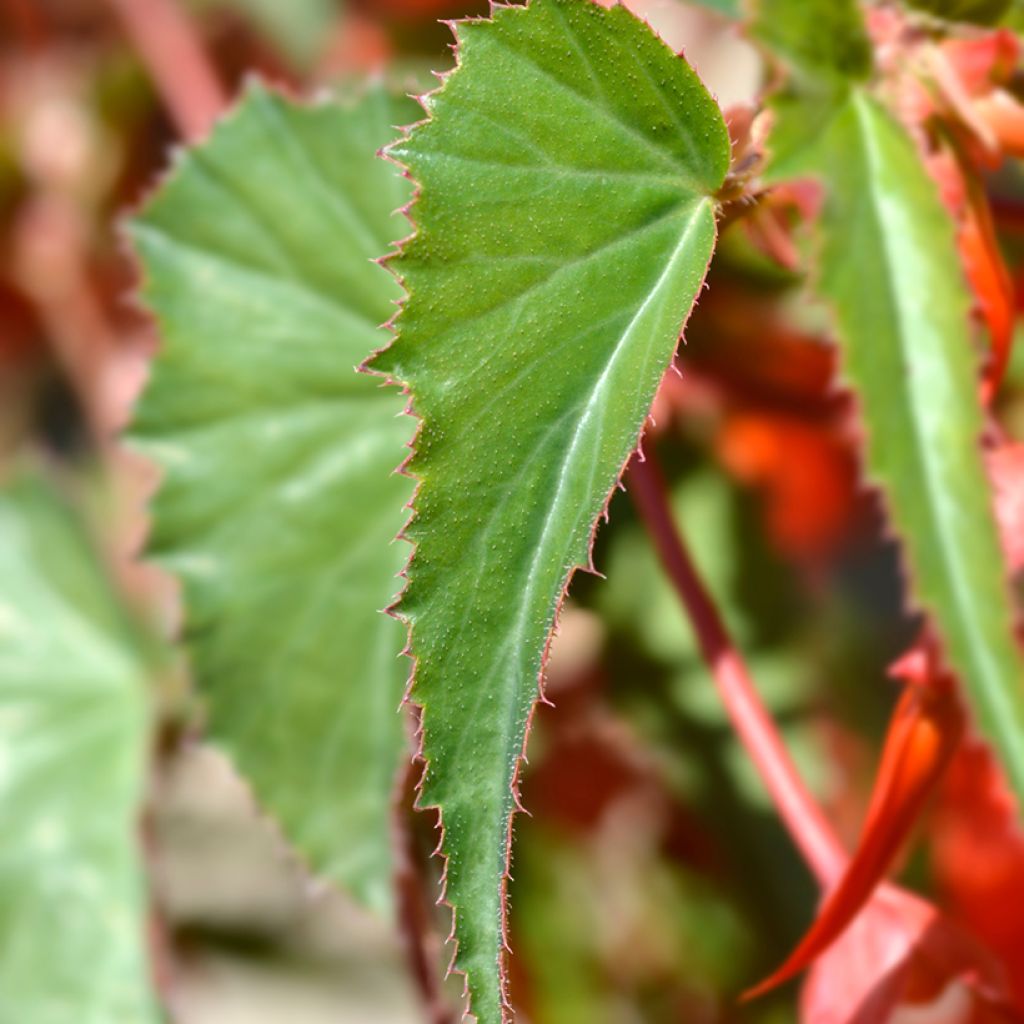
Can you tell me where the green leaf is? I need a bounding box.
[814,92,1024,804]
[369,1,730,1018]
[750,0,872,178]
[751,0,871,83]
[128,84,416,916]
[757,2,1024,800]
[903,0,1012,25]
[0,474,157,1024]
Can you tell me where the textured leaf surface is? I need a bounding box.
[370,1,730,1018]
[129,84,416,915]
[817,92,1024,805]
[0,475,157,1024]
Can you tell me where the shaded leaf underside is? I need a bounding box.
[130,85,417,915]
[371,0,730,1019]
[0,476,156,1024]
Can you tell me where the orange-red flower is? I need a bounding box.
[800,885,1020,1023]
[931,740,1024,1008]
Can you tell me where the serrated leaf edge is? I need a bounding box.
[121,77,417,918]
[360,3,723,1018]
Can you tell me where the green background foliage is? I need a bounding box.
[0,475,157,1024]
[129,84,417,916]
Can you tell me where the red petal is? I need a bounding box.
[932,740,1024,1007]
[986,443,1024,573]
[743,675,964,999]
[800,887,1020,1024]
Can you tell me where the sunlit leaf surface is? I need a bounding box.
[369,0,730,1016]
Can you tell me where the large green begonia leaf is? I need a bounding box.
[0,474,157,1024]
[129,84,416,916]
[368,1,730,1018]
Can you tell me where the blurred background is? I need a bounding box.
[4,1,1024,1022]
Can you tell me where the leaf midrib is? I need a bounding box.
[427,202,710,831]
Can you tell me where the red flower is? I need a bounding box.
[800,885,1020,1023]
[931,740,1024,1008]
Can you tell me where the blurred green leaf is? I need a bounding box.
[814,92,1024,808]
[367,0,730,1016]
[0,474,157,1024]
[751,0,872,178]
[752,0,872,82]
[756,0,1024,816]
[903,0,1013,25]
[129,84,416,917]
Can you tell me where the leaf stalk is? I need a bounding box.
[627,448,846,885]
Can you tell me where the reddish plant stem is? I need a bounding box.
[103,0,226,141]
[393,747,455,1024]
[627,448,847,886]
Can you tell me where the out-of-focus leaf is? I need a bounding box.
[814,91,1024,813]
[0,474,157,1024]
[128,84,416,916]
[752,0,871,83]
[903,0,1013,25]
[368,0,730,1016]
[751,0,872,177]
[758,0,1024,816]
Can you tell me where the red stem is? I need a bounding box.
[103,0,227,141]
[627,449,847,886]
